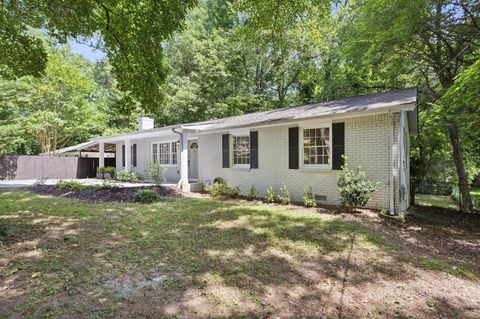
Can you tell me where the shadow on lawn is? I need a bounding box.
[0,191,478,318]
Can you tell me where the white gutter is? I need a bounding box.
[389,111,395,215]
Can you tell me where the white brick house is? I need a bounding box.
[60,88,418,215]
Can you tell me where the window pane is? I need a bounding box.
[171,141,178,165]
[159,143,170,164]
[233,136,250,165]
[303,127,330,165]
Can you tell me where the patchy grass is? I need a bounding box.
[416,193,459,209]
[1,190,479,318]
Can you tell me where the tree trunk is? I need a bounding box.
[410,180,416,206]
[446,121,473,211]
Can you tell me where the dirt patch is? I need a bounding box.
[30,184,180,202]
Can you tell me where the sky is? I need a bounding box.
[68,38,106,62]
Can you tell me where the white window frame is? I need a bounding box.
[231,134,251,168]
[150,140,179,167]
[299,121,332,169]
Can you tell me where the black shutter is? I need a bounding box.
[122,144,125,167]
[288,127,299,169]
[132,144,137,167]
[222,134,229,168]
[332,122,345,170]
[250,131,258,169]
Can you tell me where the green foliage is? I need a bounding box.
[0,0,197,112]
[213,177,225,185]
[144,161,165,185]
[337,162,377,211]
[206,181,239,198]
[248,185,258,200]
[277,185,291,205]
[0,219,15,245]
[265,187,276,203]
[97,166,115,174]
[55,180,112,191]
[115,170,141,182]
[303,187,317,207]
[135,189,161,203]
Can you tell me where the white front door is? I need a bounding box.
[188,140,198,180]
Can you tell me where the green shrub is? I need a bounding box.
[337,161,377,211]
[206,181,239,198]
[97,166,115,174]
[55,180,112,191]
[248,185,258,200]
[144,161,165,185]
[277,185,291,205]
[303,186,317,207]
[213,177,225,185]
[265,187,276,203]
[0,220,15,245]
[115,169,140,182]
[135,189,160,203]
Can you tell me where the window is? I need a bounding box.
[232,136,250,166]
[152,143,158,161]
[131,144,137,167]
[303,127,330,166]
[152,142,178,165]
[172,141,179,165]
[158,143,170,164]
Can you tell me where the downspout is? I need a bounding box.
[389,111,395,215]
[172,127,188,190]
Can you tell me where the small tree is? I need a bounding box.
[144,161,165,185]
[337,161,377,212]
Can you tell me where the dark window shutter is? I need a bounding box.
[250,131,258,169]
[122,145,125,167]
[222,134,229,168]
[332,122,345,170]
[288,127,299,169]
[132,144,137,167]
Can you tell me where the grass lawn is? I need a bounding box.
[1,190,479,318]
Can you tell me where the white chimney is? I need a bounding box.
[138,117,154,130]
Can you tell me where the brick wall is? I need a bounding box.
[198,113,402,212]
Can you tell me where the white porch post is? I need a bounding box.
[125,139,131,170]
[99,142,105,167]
[180,133,189,191]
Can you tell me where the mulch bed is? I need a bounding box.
[30,185,180,203]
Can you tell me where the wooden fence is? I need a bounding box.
[0,156,104,180]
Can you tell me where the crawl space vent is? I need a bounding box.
[315,195,327,202]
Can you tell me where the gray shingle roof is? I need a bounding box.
[184,87,417,132]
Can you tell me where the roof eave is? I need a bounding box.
[197,102,417,134]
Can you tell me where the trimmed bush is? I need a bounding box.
[206,181,239,198]
[135,189,160,203]
[265,187,275,203]
[277,185,291,205]
[144,161,165,185]
[337,161,377,211]
[97,166,115,174]
[115,169,140,182]
[303,186,317,207]
[55,180,112,191]
[248,185,258,200]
